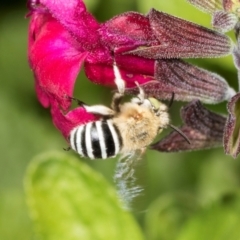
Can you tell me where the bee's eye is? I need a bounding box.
[152,106,159,113]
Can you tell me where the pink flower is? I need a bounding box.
[27,0,234,140]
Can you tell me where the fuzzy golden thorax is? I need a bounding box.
[113,101,170,153]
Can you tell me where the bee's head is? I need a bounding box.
[148,97,170,130]
[132,96,167,113]
[130,82,169,127]
[148,97,168,115]
[148,98,190,144]
[131,96,170,128]
[130,84,190,144]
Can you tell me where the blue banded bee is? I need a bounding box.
[69,63,189,209]
[69,64,170,160]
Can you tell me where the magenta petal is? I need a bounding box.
[151,100,226,152]
[51,102,97,139]
[38,0,100,49]
[125,59,235,103]
[84,61,115,86]
[224,93,240,158]
[126,9,232,58]
[115,55,155,87]
[115,55,154,76]
[29,12,87,110]
[84,55,155,88]
[35,80,50,108]
[100,11,157,50]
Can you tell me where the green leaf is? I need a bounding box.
[196,153,239,205]
[0,189,32,240]
[177,193,240,240]
[84,0,100,11]
[25,152,143,240]
[145,192,198,240]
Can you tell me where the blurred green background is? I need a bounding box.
[1,0,240,239]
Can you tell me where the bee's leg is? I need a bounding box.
[112,62,125,112]
[84,105,115,116]
[113,63,125,95]
[131,81,146,104]
[136,82,145,101]
[67,96,114,116]
[67,96,86,106]
[111,92,124,112]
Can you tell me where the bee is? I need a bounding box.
[69,64,172,160]
[69,63,189,209]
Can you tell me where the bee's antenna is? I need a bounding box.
[168,92,175,108]
[168,124,191,144]
[67,96,86,106]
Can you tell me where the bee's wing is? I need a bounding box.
[114,149,145,210]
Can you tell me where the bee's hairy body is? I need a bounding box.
[113,102,168,153]
[69,64,170,159]
[70,119,122,159]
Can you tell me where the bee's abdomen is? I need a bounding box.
[70,119,122,159]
